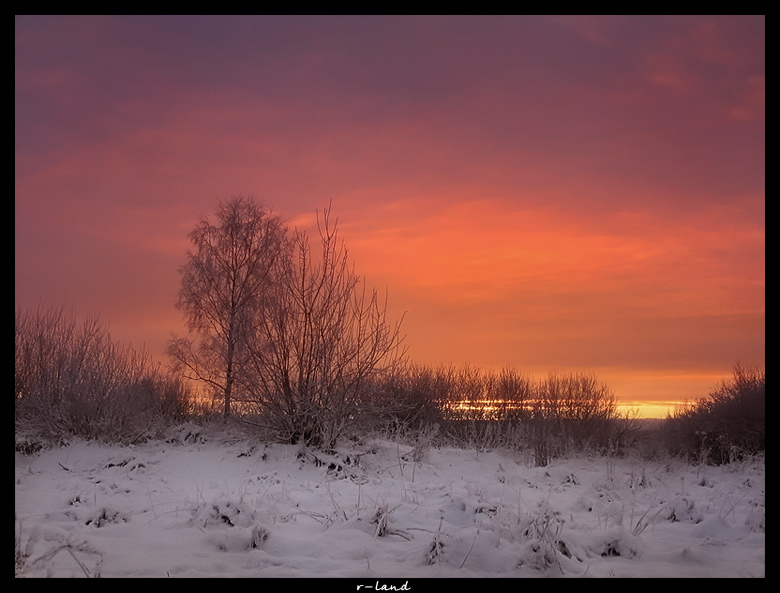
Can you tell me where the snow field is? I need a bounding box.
[15,427,764,578]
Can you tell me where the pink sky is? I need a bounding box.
[15,16,764,417]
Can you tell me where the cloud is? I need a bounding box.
[15,16,764,413]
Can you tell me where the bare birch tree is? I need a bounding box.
[243,205,406,448]
[168,196,288,417]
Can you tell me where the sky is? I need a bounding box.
[15,15,764,417]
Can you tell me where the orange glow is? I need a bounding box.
[15,16,764,415]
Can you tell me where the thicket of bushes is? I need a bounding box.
[15,306,764,466]
[357,364,641,465]
[660,364,765,464]
[15,305,193,445]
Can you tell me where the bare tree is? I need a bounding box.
[243,205,406,448]
[168,196,288,417]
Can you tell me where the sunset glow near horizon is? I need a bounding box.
[16,16,764,418]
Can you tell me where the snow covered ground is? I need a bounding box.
[15,423,764,578]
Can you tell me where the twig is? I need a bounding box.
[145,480,158,519]
[326,482,347,521]
[631,488,661,536]
[32,542,101,578]
[460,534,478,568]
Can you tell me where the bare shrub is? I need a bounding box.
[662,364,765,464]
[526,372,619,465]
[241,204,406,449]
[15,305,192,442]
[365,365,624,463]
